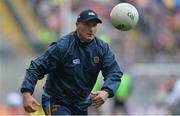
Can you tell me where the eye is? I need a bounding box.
[93,23,97,26]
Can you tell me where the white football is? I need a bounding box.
[110,3,139,31]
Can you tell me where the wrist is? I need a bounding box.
[21,88,32,95]
[102,89,110,97]
[101,87,113,98]
[23,92,31,97]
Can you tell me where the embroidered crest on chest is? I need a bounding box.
[93,56,99,64]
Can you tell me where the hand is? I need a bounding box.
[91,90,109,109]
[23,92,41,113]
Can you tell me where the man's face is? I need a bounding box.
[76,21,98,42]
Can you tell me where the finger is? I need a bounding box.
[92,101,98,106]
[92,102,98,107]
[92,98,100,105]
[29,104,37,112]
[92,95,101,103]
[93,93,101,99]
[24,106,29,112]
[33,100,41,106]
[94,99,105,107]
[92,99,100,104]
[92,99,102,106]
[25,105,36,113]
[24,106,31,113]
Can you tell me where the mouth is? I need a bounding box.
[87,33,94,37]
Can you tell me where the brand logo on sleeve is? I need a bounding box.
[73,59,80,64]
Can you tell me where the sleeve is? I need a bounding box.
[101,44,123,98]
[20,42,64,94]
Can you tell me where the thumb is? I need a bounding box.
[91,92,98,97]
[32,100,41,111]
[91,92,98,95]
[33,100,41,106]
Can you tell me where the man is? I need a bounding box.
[20,9,123,115]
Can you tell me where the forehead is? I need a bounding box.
[79,20,99,25]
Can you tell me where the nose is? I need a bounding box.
[89,26,96,32]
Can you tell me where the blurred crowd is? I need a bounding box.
[25,0,180,65]
[1,0,180,115]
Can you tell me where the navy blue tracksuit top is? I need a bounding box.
[21,31,123,110]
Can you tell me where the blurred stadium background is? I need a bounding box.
[0,0,180,115]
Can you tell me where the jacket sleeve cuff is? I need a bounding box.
[20,88,33,95]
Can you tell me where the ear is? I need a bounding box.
[76,22,78,27]
[76,22,80,30]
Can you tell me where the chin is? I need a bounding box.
[86,38,93,42]
[83,37,91,41]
